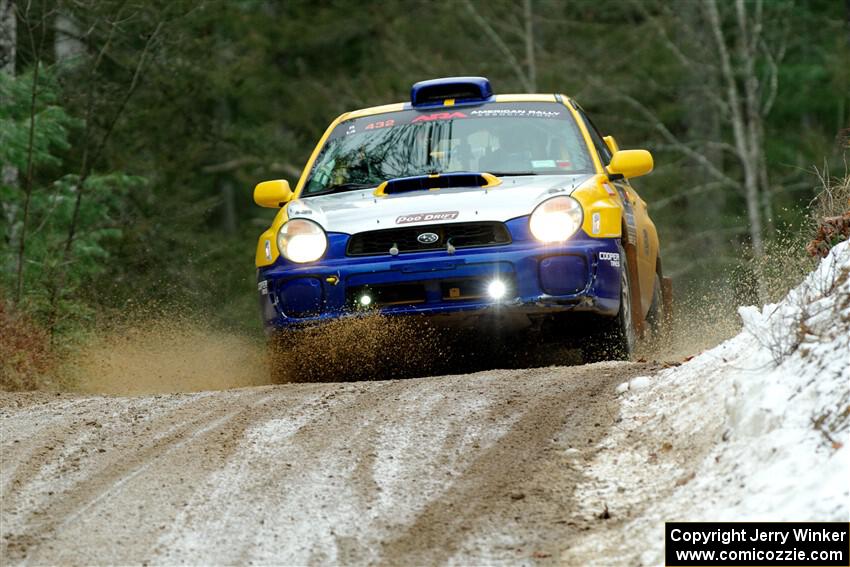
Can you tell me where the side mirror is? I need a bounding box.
[603,135,620,155]
[607,149,653,180]
[254,179,293,208]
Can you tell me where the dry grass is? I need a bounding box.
[0,299,57,391]
[807,165,850,258]
[811,163,850,222]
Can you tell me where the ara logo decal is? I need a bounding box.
[411,111,467,123]
[416,232,440,244]
[396,211,459,224]
[599,251,620,267]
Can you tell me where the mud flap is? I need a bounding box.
[661,276,674,332]
[623,242,646,338]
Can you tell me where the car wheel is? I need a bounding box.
[580,243,636,363]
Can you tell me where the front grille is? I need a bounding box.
[346,221,511,256]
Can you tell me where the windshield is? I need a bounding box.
[302,102,593,196]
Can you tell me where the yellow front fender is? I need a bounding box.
[572,175,623,239]
[255,208,289,267]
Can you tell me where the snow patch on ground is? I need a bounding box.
[153,379,523,566]
[566,242,850,565]
[616,375,652,393]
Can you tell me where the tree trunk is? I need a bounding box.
[736,0,773,237]
[706,0,767,300]
[678,1,725,255]
[216,97,236,234]
[845,0,850,46]
[54,10,82,61]
[0,0,14,72]
[523,0,536,91]
[1,0,19,277]
[15,59,40,303]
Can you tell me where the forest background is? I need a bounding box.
[1,0,848,358]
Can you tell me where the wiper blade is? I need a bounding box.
[489,171,538,176]
[309,182,376,196]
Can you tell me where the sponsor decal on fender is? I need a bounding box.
[599,251,621,267]
[396,211,459,224]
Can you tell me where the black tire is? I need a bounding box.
[645,272,665,339]
[580,243,636,363]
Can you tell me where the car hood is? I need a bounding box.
[285,174,593,234]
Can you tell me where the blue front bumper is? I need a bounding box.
[257,217,622,332]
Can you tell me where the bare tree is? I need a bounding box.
[598,0,786,301]
[0,0,13,73]
[706,0,786,300]
[12,1,54,303]
[1,0,19,278]
[46,10,165,330]
[54,8,84,61]
[523,0,536,91]
[462,0,537,91]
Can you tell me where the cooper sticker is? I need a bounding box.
[396,211,459,224]
[599,251,621,267]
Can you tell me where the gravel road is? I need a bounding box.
[1,361,660,565]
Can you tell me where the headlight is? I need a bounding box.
[529,196,583,242]
[277,219,327,263]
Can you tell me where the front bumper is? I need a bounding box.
[257,218,622,332]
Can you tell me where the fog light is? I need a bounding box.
[488,280,507,299]
[359,294,373,307]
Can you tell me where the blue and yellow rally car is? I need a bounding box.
[254,77,670,361]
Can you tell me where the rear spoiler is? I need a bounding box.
[374,172,501,197]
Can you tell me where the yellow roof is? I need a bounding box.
[342,93,570,120]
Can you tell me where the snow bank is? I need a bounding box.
[568,242,850,565]
[721,241,850,519]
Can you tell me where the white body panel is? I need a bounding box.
[286,174,592,234]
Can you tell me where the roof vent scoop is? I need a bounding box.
[410,77,493,107]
